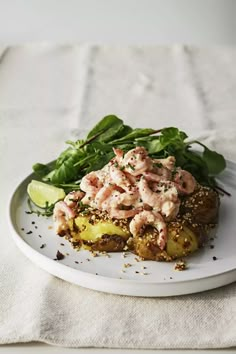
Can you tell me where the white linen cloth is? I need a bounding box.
[0,44,236,349]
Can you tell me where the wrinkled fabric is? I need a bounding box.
[0,44,236,348]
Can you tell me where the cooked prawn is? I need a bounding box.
[64,190,84,208]
[109,207,138,219]
[129,210,167,250]
[138,177,161,208]
[53,201,75,235]
[142,170,171,183]
[161,199,180,220]
[80,171,103,195]
[121,146,153,176]
[173,169,196,194]
[109,165,135,193]
[113,148,124,164]
[98,188,139,219]
[94,184,114,209]
[138,177,179,217]
[153,156,176,171]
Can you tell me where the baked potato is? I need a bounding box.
[181,185,220,224]
[63,185,219,260]
[129,185,218,260]
[66,210,131,252]
[129,221,206,261]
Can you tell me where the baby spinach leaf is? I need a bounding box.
[160,127,187,149]
[113,124,133,139]
[188,141,226,176]
[202,147,226,175]
[112,128,156,144]
[141,138,163,154]
[33,163,51,178]
[87,115,123,142]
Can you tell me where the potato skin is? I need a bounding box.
[85,234,126,252]
[129,222,200,261]
[66,213,130,252]
[128,235,173,261]
[181,185,220,224]
[166,223,199,259]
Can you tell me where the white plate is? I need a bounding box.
[8,161,236,297]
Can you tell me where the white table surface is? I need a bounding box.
[1,43,236,353]
[0,0,235,45]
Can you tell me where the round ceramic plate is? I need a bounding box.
[8,161,236,297]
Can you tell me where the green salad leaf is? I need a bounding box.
[32,115,227,193]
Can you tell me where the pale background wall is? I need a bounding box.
[0,0,235,45]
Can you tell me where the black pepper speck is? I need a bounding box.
[56,250,65,260]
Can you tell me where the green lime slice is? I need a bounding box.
[27,180,65,208]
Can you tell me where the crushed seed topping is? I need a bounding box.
[123,263,132,268]
[174,260,187,271]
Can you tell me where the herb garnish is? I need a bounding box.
[27,198,55,217]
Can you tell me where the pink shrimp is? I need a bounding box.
[94,184,114,209]
[125,171,137,185]
[101,189,137,209]
[80,171,104,205]
[121,146,153,176]
[173,169,196,194]
[153,156,176,171]
[138,177,179,218]
[113,148,124,164]
[161,199,180,220]
[80,171,103,195]
[118,191,139,207]
[53,201,75,235]
[109,207,138,219]
[138,177,161,208]
[109,165,136,193]
[99,189,139,219]
[64,190,85,208]
[142,170,171,183]
[129,210,167,250]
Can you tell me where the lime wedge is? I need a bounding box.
[27,180,65,208]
